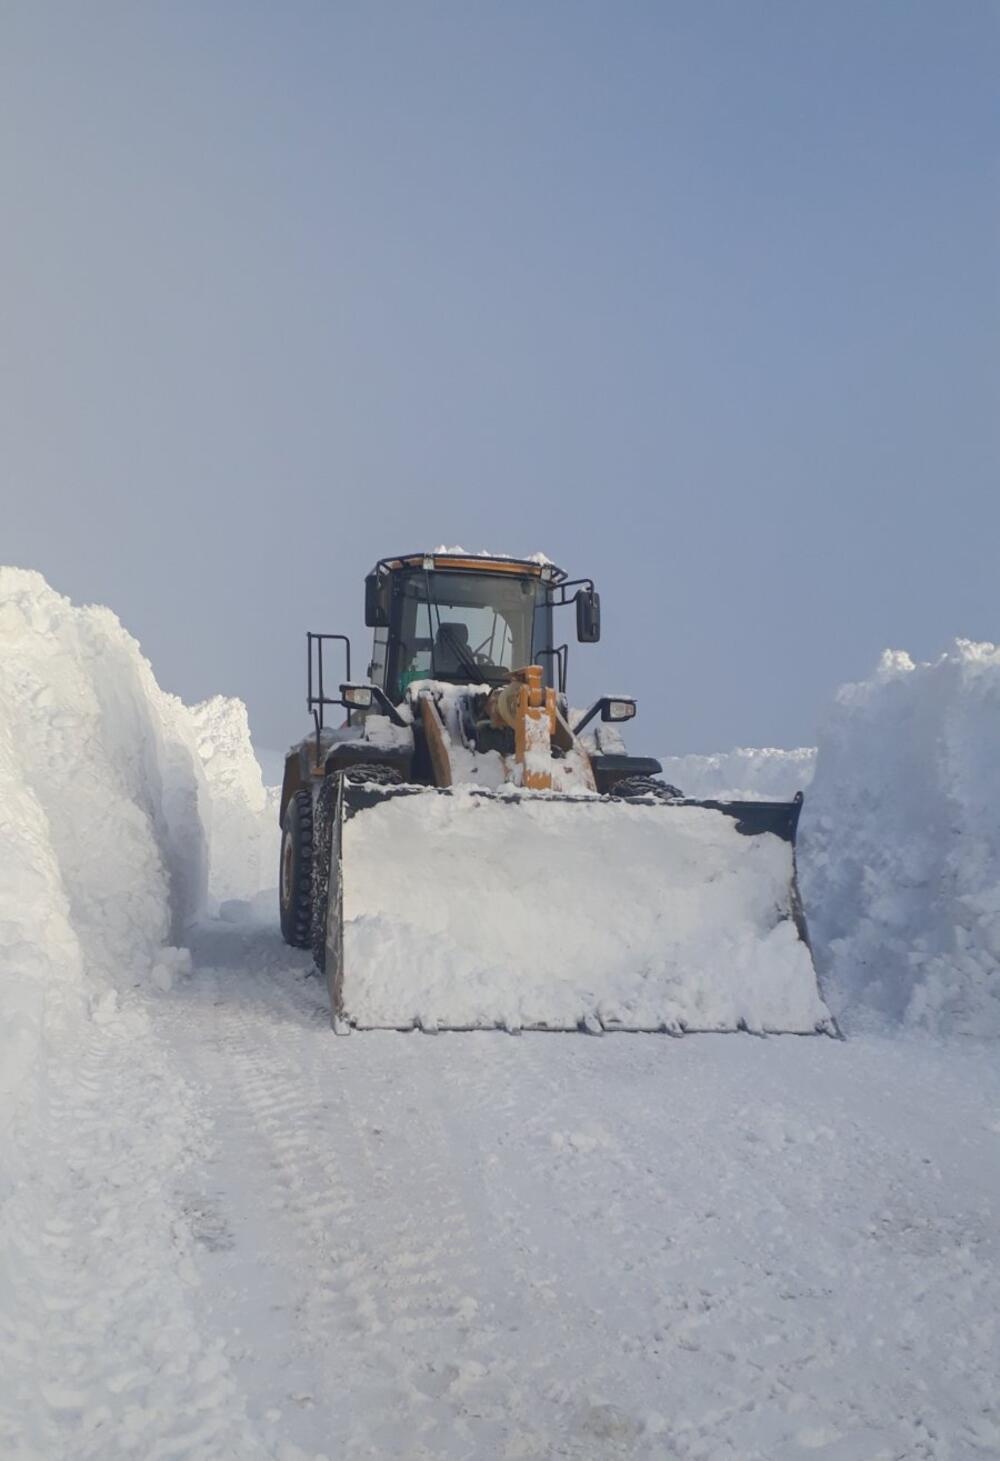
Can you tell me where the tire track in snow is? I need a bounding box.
[0,1000,265,1461]
[164,936,560,1458]
[152,920,1000,1461]
[425,1033,1000,1460]
[162,971,396,1455]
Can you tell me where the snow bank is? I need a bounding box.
[0,569,273,1456]
[0,570,278,1110]
[661,746,815,801]
[0,565,205,1278]
[340,791,832,1034]
[0,568,207,1004]
[253,745,287,789]
[190,695,278,902]
[801,642,1000,1037]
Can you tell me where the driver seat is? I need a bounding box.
[434,621,471,675]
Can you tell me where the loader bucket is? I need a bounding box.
[323,782,836,1035]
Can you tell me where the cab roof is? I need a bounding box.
[372,552,567,584]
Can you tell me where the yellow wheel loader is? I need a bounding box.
[278,551,835,1036]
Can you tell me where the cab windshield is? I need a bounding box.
[390,570,542,695]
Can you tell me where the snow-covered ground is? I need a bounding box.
[158,928,1000,1461]
[2,570,999,1460]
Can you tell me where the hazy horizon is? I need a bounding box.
[3,2,997,754]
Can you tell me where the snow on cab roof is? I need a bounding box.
[433,546,554,565]
[374,550,566,581]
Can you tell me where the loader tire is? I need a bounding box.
[279,789,314,948]
[613,776,684,802]
[311,763,405,974]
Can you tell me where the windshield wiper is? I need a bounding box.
[438,624,485,682]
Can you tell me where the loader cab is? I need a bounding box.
[364,554,563,703]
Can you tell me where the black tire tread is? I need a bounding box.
[612,775,684,802]
[279,788,314,948]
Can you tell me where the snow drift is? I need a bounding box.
[0,568,207,1068]
[801,641,1000,1037]
[0,571,277,1114]
[190,695,278,903]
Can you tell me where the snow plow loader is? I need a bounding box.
[278,551,835,1036]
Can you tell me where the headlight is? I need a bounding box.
[606,699,636,721]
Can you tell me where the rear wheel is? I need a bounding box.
[311,764,405,973]
[279,788,314,947]
[612,776,684,802]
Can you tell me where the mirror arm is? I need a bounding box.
[572,700,603,736]
[367,686,408,728]
[545,577,595,608]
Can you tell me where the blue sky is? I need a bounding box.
[2,2,997,753]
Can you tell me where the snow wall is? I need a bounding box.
[799,642,1000,1038]
[0,569,274,1151]
[0,568,280,1457]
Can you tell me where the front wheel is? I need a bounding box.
[311,764,404,973]
[279,788,314,947]
[612,776,684,802]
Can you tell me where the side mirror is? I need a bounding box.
[571,695,634,736]
[575,587,601,643]
[365,572,390,628]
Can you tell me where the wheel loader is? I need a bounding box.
[278,550,835,1036]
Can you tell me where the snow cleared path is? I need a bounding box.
[137,912,1000,1461]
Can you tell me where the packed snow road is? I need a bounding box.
[144,910,1000,1461]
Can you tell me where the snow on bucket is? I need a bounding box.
[324,785,835,1035]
